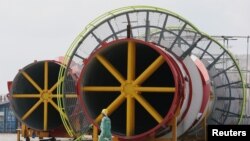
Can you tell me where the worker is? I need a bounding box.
[99,109,112,141]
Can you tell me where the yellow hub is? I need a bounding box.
[122,83,138,96]
[41,90,51,101]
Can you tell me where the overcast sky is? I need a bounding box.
[0,0,250,95]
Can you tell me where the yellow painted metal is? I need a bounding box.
[94,115,103,124]
[133,56,165,85]
[21,71,43,93]
[44,61,48,91]
[51,94,77,98]
[48,77,64,93]
[113,136,120,141]
[203,115,207,141]
[22,99,43,120]
[133,94,163,123]
[21,124,28,137]
[65,94,78,98]
[19,124,51,139]
[135,87,175,92]
[12,94,40,98]
[122,83,136,94]
[17,128,21,141]
[42,91,50,100]
[126,40,136,136]
[93,125,98,141]
[95,93,126,123]
[48,99,67,119]
[127,41,136,82]
[126,95,135,136]
[172,115,177,141]
[96,54,125,83]
[44,101,48,131]
[82,86,122,91]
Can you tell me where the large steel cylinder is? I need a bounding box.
[59,6,245,140]
[79,39,185,139]
[76,38,209,140]
[9,60,65,131]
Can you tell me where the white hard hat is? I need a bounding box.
[102,109,108,115]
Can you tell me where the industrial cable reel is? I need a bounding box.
[57,6,245,140]
[150,27,245,123]
[9,60,77,135]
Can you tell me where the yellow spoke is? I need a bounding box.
[96,54,125,84]
[21,99,43,120]
[21,71,43,93]
[51,94,62,98]
[44,101,48,131]
[48,77,64,93]
[65,94,78,98]
[126,95,135,136]
[44,61,48,90]
[135,87,175,93]
[127,41,136,82]
[82,86,121,91]
[133,56,165,85]
[134,94,163,123]
[12,94,40,98]
[48,99,67,119]
[51,94,77,98]
[95,93,126,123]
